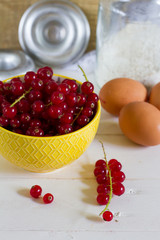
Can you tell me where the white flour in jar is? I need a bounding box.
[96,22,160,89]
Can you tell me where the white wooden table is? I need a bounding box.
[1,66,160,239]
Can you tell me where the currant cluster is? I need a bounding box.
[0,66,98,136]
[94,143,126,222]
[30,185,54,204]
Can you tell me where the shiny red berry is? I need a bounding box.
[30,185,42,198]
[103,211,113,221]
[112,182,125,196]
[97,193,109,205]
[43,193,54,204]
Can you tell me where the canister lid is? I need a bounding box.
[0,50,35,80]
[18,0,90,67]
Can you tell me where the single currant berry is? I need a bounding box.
[66,92,77,107]
[31,127,44,137]
[77,115,89,127]
[96,174,109,184]
[30,119,42,128]
[17,99,30,113]
[109,159,122,172]
[57,83,70,95]
[32,100,45,113]
[97,193,109,205]
[85,100,97,110]
[81,107,93,117]
[51,91,65,105]
[112,171,126,183]
[24,71,37,88]
[10,117,21,128]
[97,184,110,194]
[48,105,63,119]
[31,78,44,91]
[58,102,68,112]
[94,166,106,177]
[102,211,113,221]
[60,113,73,124]
[112,182,125,196]
[58,123,73,135]
[81,81,94,95]
[30,185,42,198]
[20,113,31,124]
[76,93,86,107]
[11,81,25,96]
[28,90,42,102]
[87,93,99,103]
[3,105,17,119]
[44,80,58,94]
[62,79,78,92]
[3,82,11,95]
[37,66,53,80]
[43,193,54,204]
[95,159,106,168]
[0,116,9,127]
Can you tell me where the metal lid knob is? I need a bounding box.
[18,0,91,67]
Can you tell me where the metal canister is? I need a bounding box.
[18,0,90,67]
[0,50,35,80]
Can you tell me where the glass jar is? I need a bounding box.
[95,0,160,89]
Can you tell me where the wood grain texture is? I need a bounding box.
[0,0,99,51]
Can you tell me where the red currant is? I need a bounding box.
[43,193,54,204]
[32,100,44,113]
[81,81,94,95]
[44,80,58,94]
[37,66,53,80]
[24,71,37,89]
[51,91,65,105]
[109,159,122,172]
[95,159,106,168]
[66,93,77,107]
[96,174,108,184]
[97,184,110,194]
[58,123,73,135]
[97,193,109,205]
[102,211,113,221]
[62,79,78,92]
[112,182,125,196]
[94,167,106,177]
[77,115,89,126]
[30,185,42,198]
[112,171,126,183]
[3,105,17,119]
[48,105,63,119]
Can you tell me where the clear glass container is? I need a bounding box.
[96,0,160,89]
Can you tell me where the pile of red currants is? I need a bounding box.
[94,149,126,222]
[0,66,98,136]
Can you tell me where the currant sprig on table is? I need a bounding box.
[94,142,126,221]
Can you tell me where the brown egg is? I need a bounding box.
[149,82,160,110]
[99,78,147,116]
[119,101,160,146]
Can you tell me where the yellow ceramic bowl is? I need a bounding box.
[0,74,101,173]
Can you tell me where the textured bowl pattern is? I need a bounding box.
[0,74,101,173]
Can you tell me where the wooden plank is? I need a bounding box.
[0,0,99,51]
[0,178,160,231]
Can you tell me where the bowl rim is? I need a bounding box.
[0,74,101,139]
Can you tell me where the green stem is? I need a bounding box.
[71,107,83,125]
[78,65,89,82]
[10,87,32,108]
[99,140,113,216]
